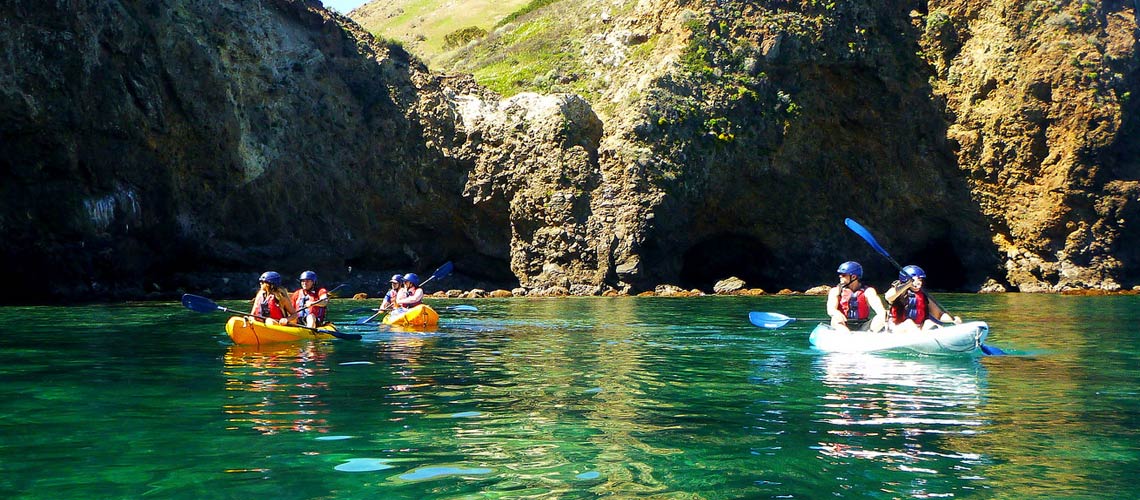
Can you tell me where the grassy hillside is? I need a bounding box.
[349,0,531,66]
[437,0,682,116]
[350,0,677,115]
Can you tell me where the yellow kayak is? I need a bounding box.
[225,316,341,345]
[383,304,439,328]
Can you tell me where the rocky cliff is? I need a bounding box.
[439,0,1140,293]
[1,0,1137,303]
[0,0,511,301]
[923,0,1140,291]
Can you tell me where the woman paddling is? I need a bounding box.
[249,271,296,326]
[379,274,405,312]
[396,272,424,309]
[883,265,961,333]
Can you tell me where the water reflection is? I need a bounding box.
[385,298,680,496]
[811,354,989,497]
[222,343,332,435]
[374,332,439,421]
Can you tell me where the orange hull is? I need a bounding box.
[225,316,340,345]
[383,304,439,328]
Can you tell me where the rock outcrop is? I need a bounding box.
[0,0,517,301]
[921,0,1140,291]
[1,0,1137,303]
[440,0,1139,293]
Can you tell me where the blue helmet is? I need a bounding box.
[389,274,404,284]
[403,273,420,286]
[259,271,282,286]
[899,265,927,283]
[836,261,863,279]
[299,270,318,282]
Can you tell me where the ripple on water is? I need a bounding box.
[397,465,493,481]
[334,458,395,472]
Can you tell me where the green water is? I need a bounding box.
[1,295,1138,498]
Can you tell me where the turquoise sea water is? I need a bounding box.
[1,294,1138,498]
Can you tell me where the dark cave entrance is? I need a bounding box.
[907,237,969,291]
[679,233,774,291]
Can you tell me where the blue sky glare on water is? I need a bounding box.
[321,0,368,13]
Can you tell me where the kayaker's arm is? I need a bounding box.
[397,288,424,307]
[288,296,332,319]
[928,300,962,325]
[883,280,911,304]
[313,289,330,309]
[825,286,846,326]
[863,286,889,333]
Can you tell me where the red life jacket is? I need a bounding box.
[292,288,327,323]
[838,285,870,320]
[890,289,927,325]
[399,287,422,308]
[258,292,287,320]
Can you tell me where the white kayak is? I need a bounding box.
[808,321,989,355]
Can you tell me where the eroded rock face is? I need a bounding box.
[521,0,1140,293]
[1,0,1137,303]
[920,0,1140,291]
[450,92,605,290]
[0,0,503,301]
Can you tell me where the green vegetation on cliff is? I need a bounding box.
[349,0,530,65]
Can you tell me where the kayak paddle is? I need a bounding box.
[350,304,477,317]
[844,218,1004,355]
[358,261,455,324]
[181,293,362,341]
[748,311,828,329]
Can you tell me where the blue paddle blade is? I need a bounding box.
[748,312,795,329]
[980,344,1006,356]
[182,294,223,314]
[355,315,378,325]
[845,218,904,270]
[432,261,454,280]
[844,218,887,258]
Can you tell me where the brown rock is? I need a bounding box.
[803,285,831,296]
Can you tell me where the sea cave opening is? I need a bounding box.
[679,233,774,292]
[907,237,969,291]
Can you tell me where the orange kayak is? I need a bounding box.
[225,316,341,345]
[382,304,439,328]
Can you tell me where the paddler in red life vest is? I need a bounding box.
[379,274,404,312]
[396,272,424,309]
[291,270,329,328]
[248,271,296,326]
[826,261,888,333]
[883,265,962,334]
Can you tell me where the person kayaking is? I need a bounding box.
[396,272,424,309]
[826,261,887,333]
[291,270,329,328]
[379,274,404,312]
[883,265,962,333]
[248,271,296,326]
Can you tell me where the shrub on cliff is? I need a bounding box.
[444,26,487,49]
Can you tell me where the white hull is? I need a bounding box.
[809,321,989,355]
